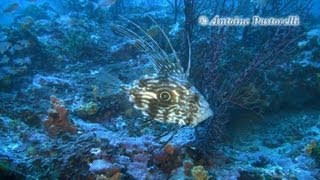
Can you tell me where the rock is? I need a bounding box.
[110,40,139,61]
[32,74,74,89]
[89,159,124,177]
[252,156,271,168]
[262,138,283,149]
[238,170,264,180]
[127,161,150,179]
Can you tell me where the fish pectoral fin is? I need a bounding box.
[94,70,125,96]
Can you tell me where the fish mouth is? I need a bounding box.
[209,108,214,117]
[205,107,214,119]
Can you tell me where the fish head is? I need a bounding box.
[128,75,213,127]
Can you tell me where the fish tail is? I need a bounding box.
[92,2,99,11]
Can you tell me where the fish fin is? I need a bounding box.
[115,15,186,78]
[185,33,191,78]
[112,23,165,73]
[95,71,125,96]
[145,15,185,75]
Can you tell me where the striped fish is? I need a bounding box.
[104,15,213,127]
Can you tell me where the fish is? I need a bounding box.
[0,55,9,64]
[3,3,20,13]
[13,57,31,65]
[17,16,35,29]
[26,0,37,2]
[78,0,89,7]
[98,16,213,127]
[0,41,12,54]
[92,0,117,11]
[17,40,30,48]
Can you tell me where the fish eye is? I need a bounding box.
[160,91,171,101]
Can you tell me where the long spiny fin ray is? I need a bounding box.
[118,15,185,78]
[145,15,185,77]
[145,15,182,65]
[113,24,166,70]
[119,15,170,62]
[115,25,166,64]
[114,25,148,54]
[115,17,174,73]
[186,33,191,78]
[113,25,170,73]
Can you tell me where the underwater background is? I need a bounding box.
[1,0,320,179]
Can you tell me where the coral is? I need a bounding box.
[183,160,194,176]
[76,101,99,118]
[191,166,209,180]
[306,141,320,166]
[151,144,182,174]
[43,96,77,137]
[191,0,313,151]
[164,144,175,155]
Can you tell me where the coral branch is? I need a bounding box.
[44,96,77,137]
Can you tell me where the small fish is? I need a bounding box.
[17,39,30,48]
[3,3,20,13]
[13,57,31,65]
[0,55,9,64]
[0,41,12,54]
[11,44,24,51]
[26,0,37,3]
[93,0,117,11]
[17,16,35,29]
[78,0,89,7]
[98,16,213,127]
